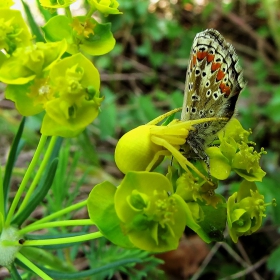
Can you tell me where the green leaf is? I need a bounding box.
[206,147,231,180]
[7,263,22,280]
[5,84,44,116]
[79,21,116,56]
[36,0,57,22]
[21,0,44,42]
[42,16,116,56]
[78,130,100,166]
[42,15,74,49]
[87,181,134,248]
[267,246,280,275]
[12,158,59,226]
[3,117,25,211]
[25,258,144,279]
[198,199,227,242]
[97,87,117,139]
[20,247,75,272]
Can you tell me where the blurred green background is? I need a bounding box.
[1,0,280,279]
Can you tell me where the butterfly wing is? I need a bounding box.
[181,29,245,159]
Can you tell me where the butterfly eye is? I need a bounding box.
[195,69,201,76]
[202,71,207,77]
[205,81,210,87]
[209,109,214,115]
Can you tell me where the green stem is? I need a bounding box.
[18,219,93,235]
[0,161,4,231]
[16,252,52,280]
[22,232,103,246]
[7,263,22,280]
[86,6,97,18]
[65,6,72,19]
[5,135,48,227]
[31,199,87,225]
[17,136,57,215]
[262,0,280,58]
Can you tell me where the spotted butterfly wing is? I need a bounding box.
[181,29,245,161]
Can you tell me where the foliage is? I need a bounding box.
[0,0,279,279]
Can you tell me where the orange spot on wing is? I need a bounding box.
[216,70,225,81]
[207,53,215,63]
[197,51,207,60]
[211,62,221,72]
[192,55,197,67]
[220,83,231,96]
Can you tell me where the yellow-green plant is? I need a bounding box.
[0,1,274,279]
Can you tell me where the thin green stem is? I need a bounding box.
[65,6,72,19]
[22,232,103,246]
[32,199,87,225]
[0,161,4,230]
[18,219,93,235]
[86,6,97,18]
[17,136,57,215]
[16,252,52,280]
[7,263,22,280]
[5,135,48,227]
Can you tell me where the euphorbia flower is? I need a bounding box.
[71,18,95,39]
[232,143,266,182]
[0,9,32,55]
[218,118,250,144]
[39,0,77,8]
[206,118,266,182]
[0,40,67,84]
[42,16,116,56]
[175,172,226,242]
[114,172,188,252]
[227,180,266,243]
[41,53,102,137]
[88,0,122,15]
[0,0,14,8]
[1,40,67,116]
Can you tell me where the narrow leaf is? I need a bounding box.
[38,258,143,279]
[3,117,25,213]
[21,0,44,42]
[12,158,59,226]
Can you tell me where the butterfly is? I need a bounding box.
[114,29,245,183]
[180,29,245,165]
